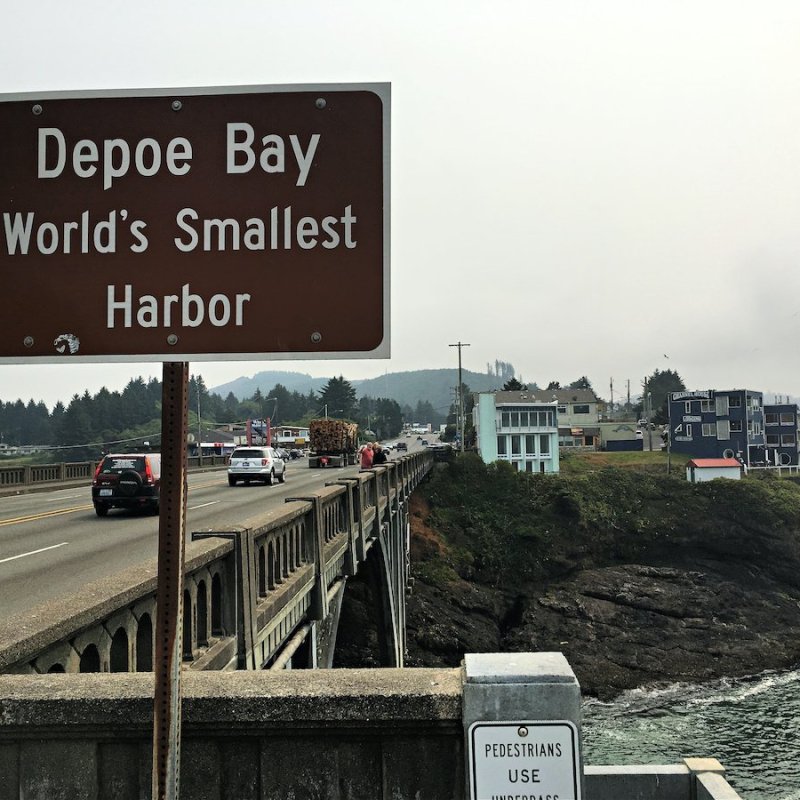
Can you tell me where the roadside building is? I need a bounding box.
[597,422,644,451]
[473,391,560,473]
[762,403,800,467]
[551,388,601,448]
[686,457,742,483]
[667,389,764,466]
[270,425,311,449]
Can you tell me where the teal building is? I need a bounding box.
[473,391,560,473]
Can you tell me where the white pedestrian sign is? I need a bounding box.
[469,720,581,800]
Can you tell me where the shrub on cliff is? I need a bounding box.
[420,455,800,590]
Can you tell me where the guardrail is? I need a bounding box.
[0,450,433,675]
[0,455,230,489]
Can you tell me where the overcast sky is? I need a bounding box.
[3,1,800,408]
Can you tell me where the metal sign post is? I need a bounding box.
[152,361,189,800]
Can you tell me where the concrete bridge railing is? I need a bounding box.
[0,653,746,799]
[0,450,433,676]
[0,455,231,490]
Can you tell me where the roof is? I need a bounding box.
[482,388,599,405]
[686,458,742,468]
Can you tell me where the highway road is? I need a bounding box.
[0,449,418,621]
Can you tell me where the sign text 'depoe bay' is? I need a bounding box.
[0,85,389,362]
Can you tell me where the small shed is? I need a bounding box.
[686,457,742,483]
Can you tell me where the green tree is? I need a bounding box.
[502,377,528,391]
[373,398,403,439]
[642,369,686,423]
[413,399,437,425]
[568,376,592,390]
[319,376,357,419]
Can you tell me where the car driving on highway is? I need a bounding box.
[91,453,162,517]
[227,446,286,486]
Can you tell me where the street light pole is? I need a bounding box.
[449,341,471,453]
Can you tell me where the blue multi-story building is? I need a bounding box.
[762,403,799,467]
[667,389,764,466]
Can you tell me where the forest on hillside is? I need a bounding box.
[0,374,435,461]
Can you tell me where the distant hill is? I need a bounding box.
[210,371,328,399]
[351,369,508,414]
[210,368,510,414]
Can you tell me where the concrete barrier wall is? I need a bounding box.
[0,668,745,800]
[0,456,230,491]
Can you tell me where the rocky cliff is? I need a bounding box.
[401,457,800,699]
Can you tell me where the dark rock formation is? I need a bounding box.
[400,470,800,700]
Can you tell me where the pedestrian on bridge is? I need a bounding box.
[359,442,374,469]
[372,444,387,465]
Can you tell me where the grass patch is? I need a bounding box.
[560,449,690,474]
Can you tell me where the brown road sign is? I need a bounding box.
[0,83,390,363]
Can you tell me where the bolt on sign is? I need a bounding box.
[0,83,390,362]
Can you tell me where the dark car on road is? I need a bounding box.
[91,453,162,517]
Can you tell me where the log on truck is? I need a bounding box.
[307,419,359,467]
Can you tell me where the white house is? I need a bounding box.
[685,457,742,483]
[473,391,560,473]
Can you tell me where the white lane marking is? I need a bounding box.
[44,494,83,503]
[0,541,69,564]
[188,501,220,511]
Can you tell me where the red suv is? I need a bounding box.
[91,453,162,517]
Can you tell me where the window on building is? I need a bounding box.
[525,461,535,472]
[702,423,717,437]
[497,436,507,455]
[700,400,714,413]
[766,434,780,446]
[573,404,590,415]
[780,413,794,425]
[715,396,729,416]
[781,434,796,446]
[730,420,742,432]
[557,405,567,414]
[501,412,510,428]
[510,412,519,427]
[525,435,536,456]
[511,435,521,456]
[717,420,730,440]
[752,422,762,436]
[540,435,550,455]
[765,413,779,426]
[519,411,529,427]
[729,395,742,408]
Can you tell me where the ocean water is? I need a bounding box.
[581,669,800,800]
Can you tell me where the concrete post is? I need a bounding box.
[462,652,584,800]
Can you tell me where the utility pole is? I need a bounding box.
[195,378,202,461]
[449,341,471,453]
[609,377,614,416]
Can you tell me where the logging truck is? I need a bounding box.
[307,418,359,468]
